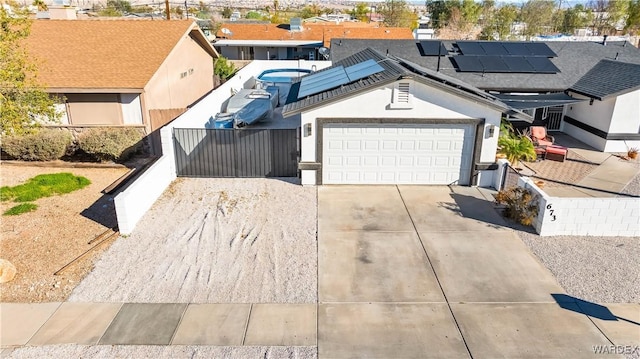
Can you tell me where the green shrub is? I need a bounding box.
[1,129,71,161]
[4,203,38,216]
[77,127,143,162]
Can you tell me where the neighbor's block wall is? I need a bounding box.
[519,177,640,237]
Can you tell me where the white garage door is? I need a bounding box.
[323,123,475,185]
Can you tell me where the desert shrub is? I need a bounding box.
[1,129,71,161]
[495,187,539,226]
[77,127,143,162]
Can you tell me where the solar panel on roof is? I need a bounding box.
[418,41,448,56]
[297,66,349,98]
[480,42,509,56]
[525,43,557,57]
[453,56,484,72]
[502,43,531,56]
[478,56,510,72]
[503,56,535,72]
[526,57,560,73]
[456,42,486,55]
[345,59,385,82]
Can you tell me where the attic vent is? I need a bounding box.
[390,82,413,109]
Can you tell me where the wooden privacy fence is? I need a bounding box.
[173,128,299,178]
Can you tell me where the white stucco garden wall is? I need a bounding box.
[519,177,640,237]
[299,80,503,185]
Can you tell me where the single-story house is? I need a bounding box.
[282,48,526,186]
[26,19,219,139]
[328,39,640,152]
[213,21,413,61]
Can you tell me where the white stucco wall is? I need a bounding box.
[564,90,640,152]
[299,80,503,185]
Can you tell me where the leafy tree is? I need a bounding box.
[1,2,58,135]
[350,3,369,22]
[561,4,593,34]
[426,0,458,28]
[520,0,556,39]
[479,4,518,40]
[221,7,232,18]
[459,0,482,30]
[589,0,630,34]
[214,56,236,81]
[32,0,47,11]
[246,11,262,19]
[298,4,323,19]
[379,0,417,28]
[626,0,640,34]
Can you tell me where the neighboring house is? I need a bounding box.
[26,19,219,143]
[213,21,413,61]
[282,48,525,186]
[329,39,640,152]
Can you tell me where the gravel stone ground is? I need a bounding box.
[4,345,317,359]
[69,177,318,303]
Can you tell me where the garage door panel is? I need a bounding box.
[323,123,474,185]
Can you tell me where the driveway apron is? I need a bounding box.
[317,185,616,359]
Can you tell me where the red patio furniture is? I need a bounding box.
[545,145,568,162]
[530,126,554,147]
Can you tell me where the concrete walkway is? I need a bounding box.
[2,186,639,358]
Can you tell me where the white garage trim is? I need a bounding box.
[320,121,478,185]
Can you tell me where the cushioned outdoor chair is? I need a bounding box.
[530,126,554,147]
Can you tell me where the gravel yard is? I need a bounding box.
[69,178,317,303]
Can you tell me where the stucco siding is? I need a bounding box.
[66,93,122,125]
[609,90,640,134]
[145,34,214,112]
[565,94,615,133]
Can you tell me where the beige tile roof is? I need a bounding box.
[26,19,208,90]
[216,23,414,47]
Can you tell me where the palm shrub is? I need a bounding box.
[498,134,536,167]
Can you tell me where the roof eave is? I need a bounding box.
[45,87,144,94]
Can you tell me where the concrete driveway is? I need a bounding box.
[318,185,619,358]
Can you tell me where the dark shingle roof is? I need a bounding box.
[569,59,640,100]
[329,39,640,92]
[282,48,405,116]
[282,47,523,118]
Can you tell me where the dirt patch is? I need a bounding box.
[69,178,318,304]
[0,163,129,302]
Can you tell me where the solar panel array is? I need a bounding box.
[456,41,557,57]
[453,55,560,73]
[452,41,559,74]
[297,59,385,99]
[418,41,448,56]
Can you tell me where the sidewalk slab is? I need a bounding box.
[576,303,640,346]
[318,186,414,232]
[451,302,620,359]
[319,231,444,303]
[399,186,510,232]
[319,303,469,358]
[0,303,60,347]
[244,304,316,346]
[419,231,566,302]
[28,302,122,345]
[171,304,250,345]
[98,303,186,345]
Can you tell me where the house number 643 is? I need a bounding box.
[546,204,557,221]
